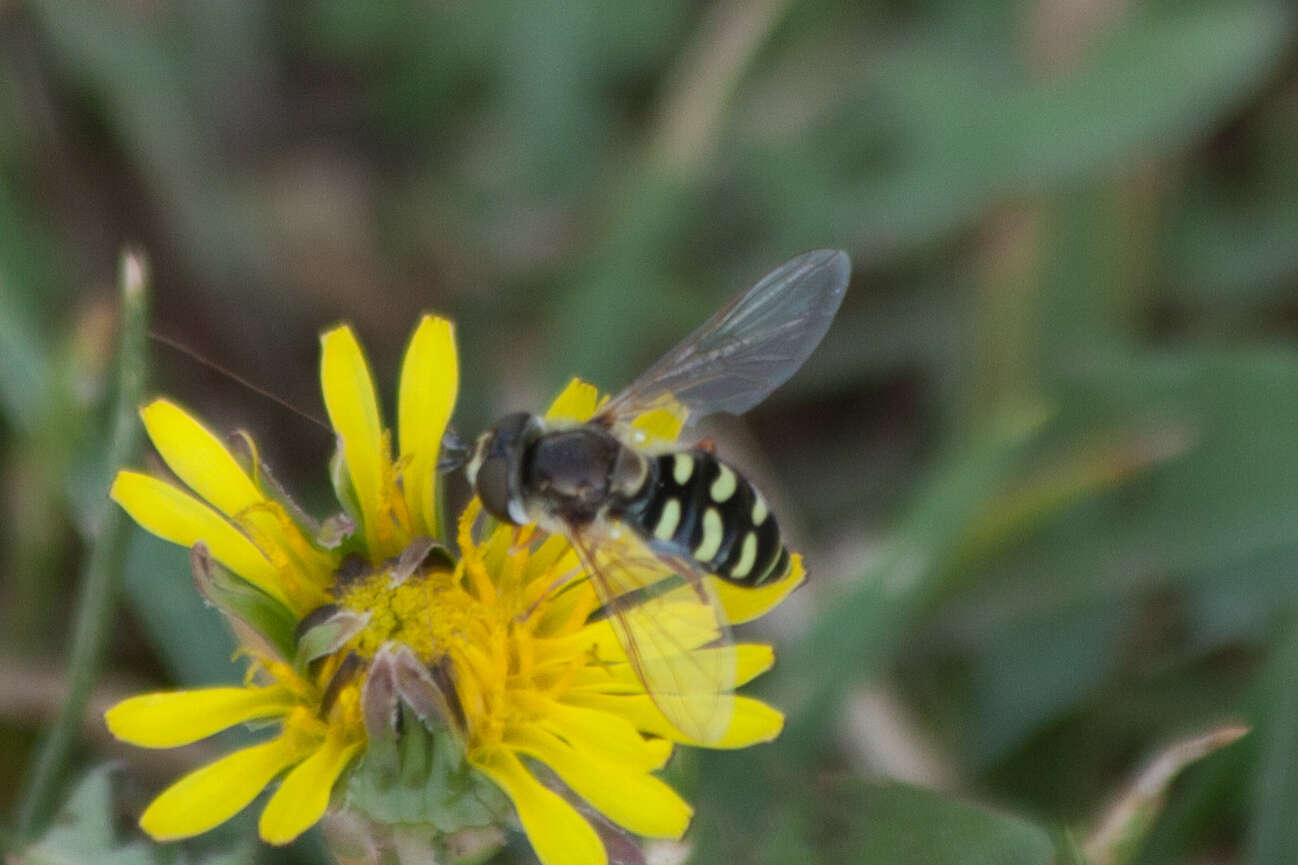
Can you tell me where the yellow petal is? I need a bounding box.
[507,727,692,839]
[139,399,264,519]
[711,696,784,748]
[544,378,601,423]
[474,749,606,865]
[629,405,685,444]
[568,693,784,749]
[321,325,388,552]
[138,402,329,603]
[711,554,806,625]
[105,686,295,748]
[111,471,291,608]
[570,643,772,693]
[532,697,670,771]
[734,643,775,686]
[259,735,362,845]
[397,315,458,539]
[139,735,302,841]
[542,379,683,442]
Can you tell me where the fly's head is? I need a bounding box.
[466,412,543,525]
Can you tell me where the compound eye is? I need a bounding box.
[475,456,516,524]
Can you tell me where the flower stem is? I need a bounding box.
[14,251,150,840]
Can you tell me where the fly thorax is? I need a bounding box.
[523,428,627,524]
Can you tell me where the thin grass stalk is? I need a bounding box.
[14,251,150,840]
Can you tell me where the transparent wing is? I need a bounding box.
[567,523,736,744]
[595,249,850,431]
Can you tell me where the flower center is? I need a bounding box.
[327,517,610,753]
[337,564,481,664]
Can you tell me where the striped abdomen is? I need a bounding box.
[617,450,789,586]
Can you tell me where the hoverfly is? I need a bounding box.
[462,249,850,743]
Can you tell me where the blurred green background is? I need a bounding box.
[3,0,1298,863]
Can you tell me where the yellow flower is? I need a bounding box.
[105,316,457,844]
[105,315,803,865]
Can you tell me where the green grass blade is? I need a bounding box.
[13,251,149,840]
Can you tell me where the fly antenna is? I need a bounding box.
[148,329,333,433]
[438,428,470,473]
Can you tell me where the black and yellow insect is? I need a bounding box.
[463,249,850,742]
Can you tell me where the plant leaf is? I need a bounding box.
[1085,725,1249,865]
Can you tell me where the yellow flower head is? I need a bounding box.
[105,316,803,865]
